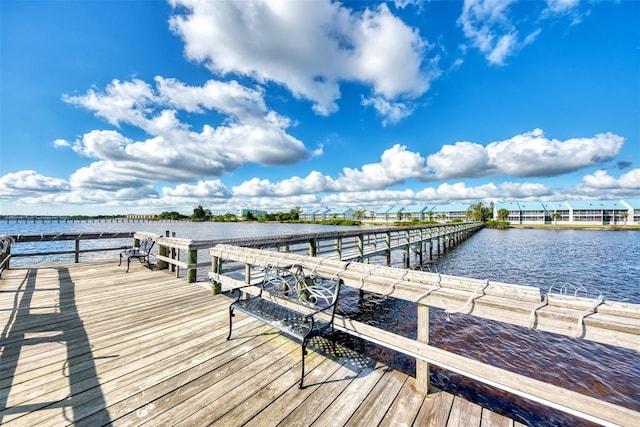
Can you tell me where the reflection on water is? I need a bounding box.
[3,222,639,425]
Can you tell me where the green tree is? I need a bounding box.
[191,205,211,222]
[470,202,492,222]
[352,210,365,221]
[497,208,510,221]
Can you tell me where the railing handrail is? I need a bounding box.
[2,222,484,282]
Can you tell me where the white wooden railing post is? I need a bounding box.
[416,303,430,393]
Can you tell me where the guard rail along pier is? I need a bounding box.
[1,222,484,282]
[209,244,639,427]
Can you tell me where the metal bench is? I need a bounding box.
[119,237,155,273]
[227,263,342,388]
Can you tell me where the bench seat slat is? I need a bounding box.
[233,297,331,341]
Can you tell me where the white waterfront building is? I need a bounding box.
[493,199,639,225]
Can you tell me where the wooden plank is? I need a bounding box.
[174,344,328,426]
[413,390,454,427]
[123,338,301,426]
[80,326,284,426]
[379,376,427,427]
[310,362,387,426]
[344,368,408,426]
[481,407,514,427]
[447,396,483,426]
[239,357,351,426]
[210,351,330,426]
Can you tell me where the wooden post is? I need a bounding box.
[187,250,197,283]
[309,238,317,257]
[210,256,221,294]
[404,230,410,268]
[171,232,177,273]
[245,263,251,284]
[74,239,80,263]
[357,234,364,262]
[416,303,430,393]
[158,243,168,270]
[385,232,391,266]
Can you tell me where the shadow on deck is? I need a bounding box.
[0,266,108,424]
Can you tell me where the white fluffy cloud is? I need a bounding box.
[0,170,69,197]
[428,129,624,179]
[161,180,231,199]
[231,129,625,199]
[169,0,436,121]
[580,169,640,191]
[62,77,314,187]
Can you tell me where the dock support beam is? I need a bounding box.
[416,303,430,393]
[187,250,197,283]
[210,256,222,294]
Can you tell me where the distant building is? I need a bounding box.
[374,206,405,222]
[622,199,640,224]
[324,207,354,220]
[565,200,629,225]
[429,204,473,222]
[494,199,638,225]
[403,205,431,221]
[299,208,330,221]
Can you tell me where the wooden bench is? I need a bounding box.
[227,263,343,388]
[119,237,155,273]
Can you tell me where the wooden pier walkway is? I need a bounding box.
[0,260,521,426]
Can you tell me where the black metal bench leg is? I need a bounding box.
[126,257,131,273]
[119,253,123,267]
[300,339,308,389]
[227,306,235,340]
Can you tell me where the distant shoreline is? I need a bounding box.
[507,224,640,231]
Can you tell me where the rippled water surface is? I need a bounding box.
[3,222,639,425]
[344,228,640,426]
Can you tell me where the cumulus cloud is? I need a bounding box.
[486,129,623,177]
[230,129,625,200]
[0,170,69,197]
[427,129,624,179]
[426,141,492,179]
[580,169,640,190]
[61,77,314,187]
[168,0,437,122]
[233,143,429,197]
[162,180,231,198]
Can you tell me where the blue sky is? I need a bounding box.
[1,0,639,216]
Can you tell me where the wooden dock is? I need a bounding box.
[0,260,522,426]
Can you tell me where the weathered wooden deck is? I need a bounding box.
[0,260,521,426]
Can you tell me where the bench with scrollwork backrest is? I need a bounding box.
[119,237,155,273]
[226,263,342,388]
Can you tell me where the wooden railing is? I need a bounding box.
[154,222,484,282]
[208,244,640,427]
[0,232,136,272]
[1,222,484,283]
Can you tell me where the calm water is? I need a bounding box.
[2,221,639,425]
